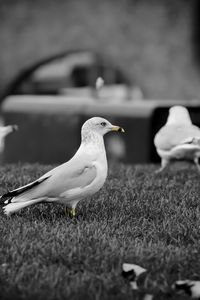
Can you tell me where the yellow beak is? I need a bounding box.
[111,125,125,133]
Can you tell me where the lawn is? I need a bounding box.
[0,162,200,300]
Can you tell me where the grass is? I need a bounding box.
[0,162,200,299]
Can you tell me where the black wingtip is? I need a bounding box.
[0,196,8,206]
[0,192,13,205]
[0,175,51,204]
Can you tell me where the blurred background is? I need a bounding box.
[1,0,200,164]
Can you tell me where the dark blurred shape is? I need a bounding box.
[192,0,200,65]
[2,106,151,164]
[4,97,200,165]
[3,112,81,164]
[1,49,130,99]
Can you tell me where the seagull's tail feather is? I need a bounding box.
[3,198,44,215]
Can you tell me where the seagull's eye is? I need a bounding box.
[100,122,107,127]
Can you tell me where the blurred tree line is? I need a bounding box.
[0,0,200,100]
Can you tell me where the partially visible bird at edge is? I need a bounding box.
[154,105,200,173]
[0,124,18,153]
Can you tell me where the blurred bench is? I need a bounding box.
[1,95,200,164]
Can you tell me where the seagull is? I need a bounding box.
[173,280,200,299]
[0,125,18,152]
[96,77,104,90]
[154,106,200,172]
[122,263,147,290]
[1,117,124,217]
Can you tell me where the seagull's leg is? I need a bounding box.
[70,208,76,218]
[155,158,169,173]
[64,207,76,218]
[194,157,200,172]
[64,206,67,216]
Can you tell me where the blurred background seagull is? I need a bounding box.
[95,77,104,90]
[1,117,124,216]
[0,125,18,153]
[173,280,200,299]
[122,263,147,290]
[154,106,200,172]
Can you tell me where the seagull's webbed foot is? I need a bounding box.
[64,207,76,218]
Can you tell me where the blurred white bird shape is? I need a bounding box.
[0,125,18,153]
[173,280,200,299]
[122,263,147,290]
[154,106,200,172]
[96,77,104,90]
[1,117,124,217]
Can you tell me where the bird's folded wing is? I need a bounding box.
[1,159,97,203]
[154,124,200,151]
[45,163,97,197]
[1,176,50,200]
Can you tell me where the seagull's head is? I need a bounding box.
[167,106,192,125]
[81,117,125,138]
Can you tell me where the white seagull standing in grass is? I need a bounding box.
[154,106,200,172]
[1,117,124,217]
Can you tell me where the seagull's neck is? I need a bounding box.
[166,113,192,125]
[81,131,105,150]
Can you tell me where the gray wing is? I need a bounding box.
[2,157,97,203]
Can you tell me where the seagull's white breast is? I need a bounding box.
[83,145,108,196]
[59,144,108,207]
